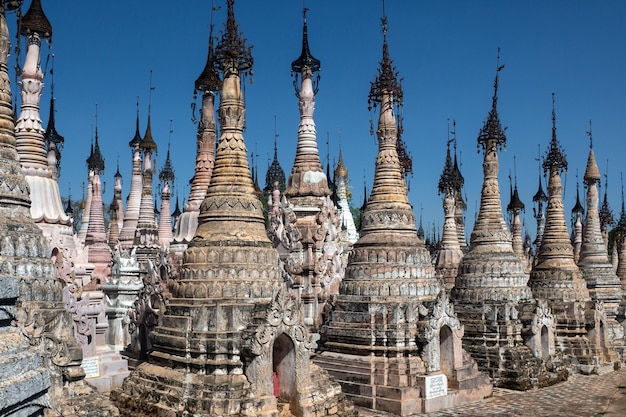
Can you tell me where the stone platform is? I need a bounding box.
[356,368,626,416]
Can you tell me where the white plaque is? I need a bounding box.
[425,374,447,399]
[82,357,100,379]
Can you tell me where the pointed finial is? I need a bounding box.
[543,93,567,174]
[215,0,253,74]
[477,48,506,150]
[273,114,279,158]
[586,119,593,149]
[148,70,155,115]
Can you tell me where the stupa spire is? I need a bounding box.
[133,73,159,255]
[172,22,220,248]
[118,99,144,248]
[284,6,330,206]
[507,157,525,260]
[530,93,589,301]
[436,131,464,289]
[15,0,69,225]
[571,174,585,262]
[577,124,622,331]
[318,6,492,411]
[44,54,64,180]
[158,124,175,247]
[617,172,626,281]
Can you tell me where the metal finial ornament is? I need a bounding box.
[19,0,51,40]
[543,92,567,175]
[599,159,614,229]
[215,0,253,75]
[586,119,593,149]
[159,120,175,186]
[87,103,105,174]
[291,6,321,96]
[507,155,525,213]
[477,48,507,152]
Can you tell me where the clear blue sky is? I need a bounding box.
[6,0,626,242]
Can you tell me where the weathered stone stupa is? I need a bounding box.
[14,0,84,280]
[436,135,464,290]
[270,9,346,330]
[571,180,585,263]
[317,13,491,415]
[118,107,144,249]
[133,110,160,261]
[112,2,353,415]
[0,2,117,415]
[334,149,359,244]
[577,137,624,354]
[450,60,566,389]
[528,94,617,373]
[507,174,526,262]
[108,164,124,248]
[157,142,175,248]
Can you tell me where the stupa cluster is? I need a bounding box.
[1,1,626,416]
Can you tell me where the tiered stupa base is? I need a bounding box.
[453,301,568,389]
[581,264,625,359]
[318,294,492,416]
[531,268,619,373]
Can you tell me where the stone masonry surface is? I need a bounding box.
[356,368,626,417]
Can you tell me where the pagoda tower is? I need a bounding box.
[450,59,565,389]
[264,128,286,195]
[507,172,526,262]
[617,177,626,282]
[84,127,112,284]
[14,0,83,272]
[133,109,160,261]
[274,8,346,329]
[0,3,117,415]
[451,135,467,251]
[577,136,624,349]
[118,105,144,249]
[571,179,585,263]
[157,140,175,248]
[317,12,491,415]
[528,94,617,373]
[112,2,352,415]
[436,136,464,290]
[77,150,94,243]
[599,171,614,249]
[532,158,549,253]
[334,148,358,244]
[171,24,221,254]
[108,162,124,248]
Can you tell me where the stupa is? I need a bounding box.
[108,163,124,248]
[450,58,565,389]
[577,134,624,354]
[507,172,526,262]
[528,94,617,374]
[157,140,175,248]
[436,134,464,290]
[0,2,117,414]
[171,24,221,256]
[271,9,346,329]
[571,179,585,263]
[317,11,491,415]
[118,104,144,249]
[112,2,353,415]
[334,149,359,244]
